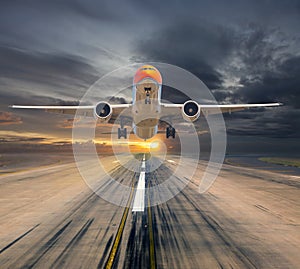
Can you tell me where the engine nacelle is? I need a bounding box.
[182,100,200,122]
[94,102,112,122]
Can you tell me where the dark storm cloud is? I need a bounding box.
[132,20,232,89]
[134,20,298,102]
[212,24,300,107]
[0,46,98,92]
[161,86,190,104]
[212,25,300,138]
[0,0,129,23]
[226,108,300,138]
[22,95,128,106]
[24,96,82,106]
[233,56,300,107]
[0,0,137,61]
[132,15,300,139]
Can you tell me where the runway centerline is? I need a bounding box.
[132,156,146,212]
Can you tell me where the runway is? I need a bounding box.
[0,154,299,268]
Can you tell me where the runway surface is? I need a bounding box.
[0,153,299,268]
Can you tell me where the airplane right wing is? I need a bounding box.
[10,105,95,116]
[10,103,133,124]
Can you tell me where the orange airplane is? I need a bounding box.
[11,65,281,140]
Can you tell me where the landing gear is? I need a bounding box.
[118,117,127,139]
[145,87,151,104]
[118,127,127,139]
[145,94,151,104]
[166,126,175,139]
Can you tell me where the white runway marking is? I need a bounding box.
[132,156,146,212]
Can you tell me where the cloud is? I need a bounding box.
[58,118,78,129]
[0,46,99,96]
[225,106,300,138]
[213,26,300,138]
[132,19,299,140]
[0,0,299,153]
[212,24,300,107]
[132,20,234,89]
[0,130,71,144]
[107,96,128,104]
[0,111,22,125]
[234,55,300,108]
[57,118,115,135]
[0,135,45,143]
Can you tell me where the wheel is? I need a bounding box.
[172,128,176,139]
[118,127,127,139]
[166,127,170,139]
[145,96,151,104]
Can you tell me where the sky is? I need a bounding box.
[0,0,299,155]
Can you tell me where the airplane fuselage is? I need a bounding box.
[132,65,163,140]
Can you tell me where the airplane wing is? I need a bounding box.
[199,103,282,116]
[10,104,132,124]
[10,105,95,116]
[159,102,282,125]
[161,102,281,117]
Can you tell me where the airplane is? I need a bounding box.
[11,65,281,140]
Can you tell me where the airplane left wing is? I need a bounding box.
[200,103,282,116]
[160,102,282,122]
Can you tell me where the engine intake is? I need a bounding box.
[94,102,112,122]
[182,100,200,122]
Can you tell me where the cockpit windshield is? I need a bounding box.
[135,78,160,92]
[140,67,156,71]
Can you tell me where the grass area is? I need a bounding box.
[259,157,300,168]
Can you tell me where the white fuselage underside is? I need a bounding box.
[132,79,161,140]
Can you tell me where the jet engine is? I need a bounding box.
[94,102,112,122]
[182,100,200,122]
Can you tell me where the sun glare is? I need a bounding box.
[149,141,159,149]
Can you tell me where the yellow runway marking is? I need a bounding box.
[148,179,156,269]
[105,181,135,269]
